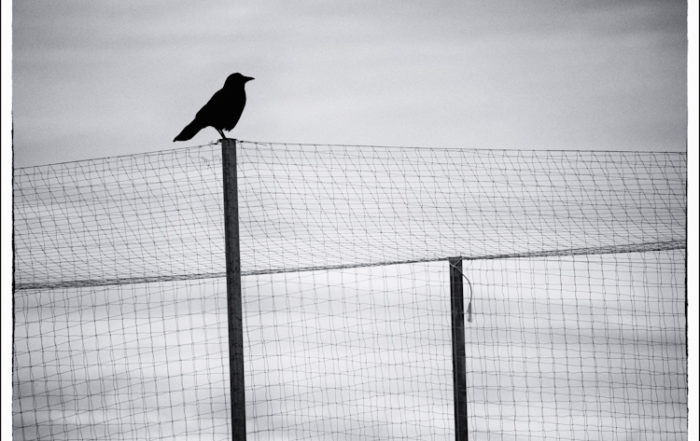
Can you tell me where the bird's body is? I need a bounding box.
[174,73,254,142]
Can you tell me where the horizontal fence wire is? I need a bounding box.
[14,240,684,291]
[13,141,686,440]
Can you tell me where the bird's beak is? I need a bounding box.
[244,76,254,82]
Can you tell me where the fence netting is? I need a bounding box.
[13,141,686,440]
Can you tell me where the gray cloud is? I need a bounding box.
[13,0,686,165]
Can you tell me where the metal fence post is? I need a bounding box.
[449,257,468,441]
[222,138,246,440]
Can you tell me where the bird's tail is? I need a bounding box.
[173,118,205,142]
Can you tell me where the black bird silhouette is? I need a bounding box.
[174,73,254,142]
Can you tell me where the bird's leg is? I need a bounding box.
[216,128,227,139]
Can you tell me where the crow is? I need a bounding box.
[173,73,254,142]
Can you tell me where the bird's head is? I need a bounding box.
[224,73,255,88]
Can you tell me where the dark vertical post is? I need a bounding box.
[222,138,246,440]
[449,257,468,441]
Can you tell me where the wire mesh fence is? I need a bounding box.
[13,145,230,440]
[13,141,686,440]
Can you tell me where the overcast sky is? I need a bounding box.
[13,0,687,167]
